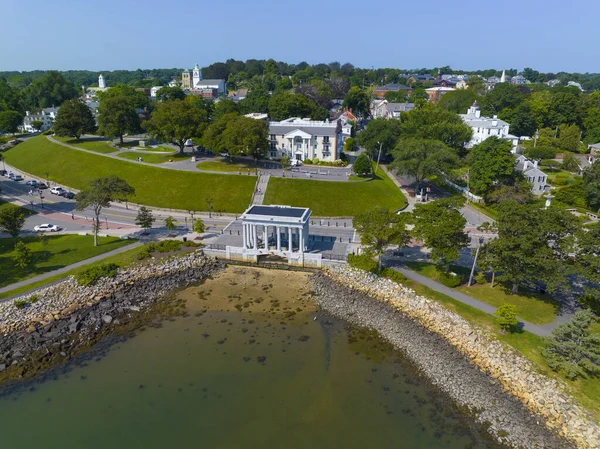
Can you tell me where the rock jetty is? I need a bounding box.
[312,266,600,449]
[0,251,223,383]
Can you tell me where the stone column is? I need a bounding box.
[264,225,268,250]
[253,225,257,250]
[242,223,247,249]
[276,226,281,252]
[299,227,303,253]
[288,227,293,252]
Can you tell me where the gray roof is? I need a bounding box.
[247,205,307,218]
[269,124,338,137]
[589,143,600,149]
[374,83,411,91]
[460,114,509,130]
[387,102,414,113]
[194,79,224,85]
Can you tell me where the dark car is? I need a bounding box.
[60,191,75,199]
[37,182,48,189]
[0,170,6,176]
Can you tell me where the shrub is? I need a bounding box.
[579,293,600,315]
[347,253,378,274]
[312,158,320,165]
[28,295,38,303]
[182,240,203,248]
[13,300,27,309]
[474,272,488,285]
[381,267,407,284]
[353,152,372,176]
[438,271,462,288]
[136,248,151,260]
[145,239,182,253]
[524,145,557,160]
[495,303,518,331]
[76,263,119,286]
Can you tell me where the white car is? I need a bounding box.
[34,224,61,232]
[26,179,38,186]
[290,159,302,167]
[50,187,66,195]
[219,152,229,158]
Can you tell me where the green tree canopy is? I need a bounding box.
[212,98,239,122]
[411,197,469,272]
[0,77,23,113]
[481,201,579,293]
[438,89,479,114]
[352,152,372,176]
[557,123,581,153]
[268,92,324,121]
[97,92,141,144]
[353,207,411,271]
[391,138,458,192]
[399,105,472,154]
[221,115,269,162]
[238,86,270,114]
[0,110,24,134]
[144,99,209,153]
[135,206,155,233]
[582,163,600,211]
[155,86,186,102]
[468,136,516,195]
[53,98,97,139]
[22,71,78,109]
[542,310,600,380]
[0,205,26,247]
[342,86,370,117]
[356,118,402,158]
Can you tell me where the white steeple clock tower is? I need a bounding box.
[192,64,202,88]
[98,74,106,89]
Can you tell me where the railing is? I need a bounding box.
[321,253,346,261]
[206,244,226,251]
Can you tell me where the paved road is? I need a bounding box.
[0,241,143,298]
[383,259,553,337]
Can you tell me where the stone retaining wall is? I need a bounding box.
[320,266,600,449]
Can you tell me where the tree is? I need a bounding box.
[155,86,186,102]
[575,224,600,312]
[542,310,600,380]
[495,303,518,331]
[557,124,581,153]
[508,103,538,137]
[268,92,322,121]
[53,98,97,139]
[12,241,32,271]
[480,83,523,116]
[438,89,479,114]
[391,138,458,192]
[481,201,579,294]
[238,86,270,114]
[343,137,355,153]
[0,77,23,114]
[202,113,238,153]
[0,111,24,134]
[342,86,370,117]
[582,163,600,211]
[97,95,140,144]
[399,106,472,154]
[221,116,269,164]
[135,206,155,233]
[352,152,372,176]
[212,99,239,122]
[353,207,411,271]
[548,92,581,127]
[22,71,78,110]
[583,107,600,144]
[562,153,580,172]
[468,137,516,195]
[143,100,208,153]
[411,197,469,272]
[164,216,177,231]
[0,205,26,247]
[37,232,49,260]
[356,118,402,159]
[76,176,135,246]
[193,218,205,233]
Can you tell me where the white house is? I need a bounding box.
[21,107,59,133]
[460,101,519,150]
[515,155,549,195]
[371,100,414,119]
[150,86,162,98]
[268,117,351,162]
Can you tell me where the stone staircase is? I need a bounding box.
[251,173,270,205]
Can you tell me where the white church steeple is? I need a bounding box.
[500,70,506,83]
[192,63,202,88]
[98,74,106,89]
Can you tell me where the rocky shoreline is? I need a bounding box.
[0,251,223,385]
[312,267,600,449]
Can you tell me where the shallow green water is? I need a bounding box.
[0,288,502,449]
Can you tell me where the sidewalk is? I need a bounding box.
[385,261,553,337]
[0,241,142,298]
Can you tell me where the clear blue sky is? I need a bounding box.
[2,0,599,73]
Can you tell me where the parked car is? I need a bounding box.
[36,182,48,189]
[26,179,38,186]
[60,191,75,199]
[0,170,6,176]
[50,187,66,195]
[5,171,14,178]
[33,223,61,232]
[12,174,23,181]
[219,152,229,158]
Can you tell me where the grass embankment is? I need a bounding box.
[264,168,406,216]
[53,136,117,154]
[401,278,600,419]
[117,151,188,164]
[0,235,132,289]
[0,199,35,216]
[403,261,559,325]
[3,136,255,212]
[196,160,259,172]
[0,243,144,300]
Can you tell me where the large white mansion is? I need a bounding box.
[460,101,519,150]
[267,118,351,162]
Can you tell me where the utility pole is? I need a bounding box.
[466,168,470,205]
[375,141,383,175]
[468,237,483,287]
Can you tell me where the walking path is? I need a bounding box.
[251,173,270,205]
[0,241,143,298]
[384,259,560,337]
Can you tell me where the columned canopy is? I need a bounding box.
[241,205,311,254]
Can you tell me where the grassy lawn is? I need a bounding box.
[403,261,558,325]
[264,168,406,216]
[139,146,176,153]
[0,199,36,216]
[0,243,144,300]
[3,136,255,212]
[403,279,599,418]
[0,234,132,289]
[196,160,257,172]
[117,151,188,164]
[53,136,117,154]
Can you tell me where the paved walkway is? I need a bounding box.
[252,173,270,205]
[384,260,555,337]
[0,241,143,298]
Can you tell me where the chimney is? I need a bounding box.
[475,109,481,118]
[523,160,529,170]
[492,119,498,127]
[533,160,538,168]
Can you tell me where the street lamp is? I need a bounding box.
[205,197,213,218]
[375,141,383,175]
[38,190,44,209]
[468,236,485,287]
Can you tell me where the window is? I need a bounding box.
[270,134,276,140]
[270,151,277,158]
[323,136,330,143]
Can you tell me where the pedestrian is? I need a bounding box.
[71,212,74,220]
